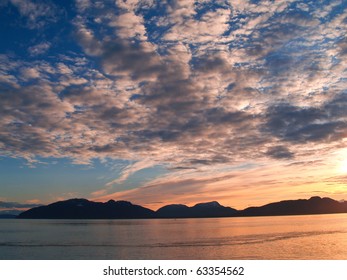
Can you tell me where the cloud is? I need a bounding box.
[162,5,231,44]
[75,0,91,13]
[101,41,164,80]
[264,102,347,144]
[266,146,294,160]
[106,160,156,187]
[1,0,346,204]
[0,201,42,209]
[6,0,61,29]
[28,42,51,56]
[109,10,147,40]
[20,67,41,80]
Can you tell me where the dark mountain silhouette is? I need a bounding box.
[156,204,190,218]
[239,196,347,216]
[16,196,347,219]
[156,201,237,218]
[17,199,155,219]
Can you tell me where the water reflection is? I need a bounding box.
[1,214,347,259]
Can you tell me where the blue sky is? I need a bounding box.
[0,0,346,210]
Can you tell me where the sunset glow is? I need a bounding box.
[338,159,347,174]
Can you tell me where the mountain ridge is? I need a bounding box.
[238,196,347,216]
[15,196,347,219]
[156,201,237,218]
[17,198,155,219]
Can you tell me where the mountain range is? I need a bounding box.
[15,196,347,219]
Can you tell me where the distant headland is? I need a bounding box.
[12,196,347,219]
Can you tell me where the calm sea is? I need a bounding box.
[1,214,347,259]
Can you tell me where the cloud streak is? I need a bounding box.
[0,201,42,210]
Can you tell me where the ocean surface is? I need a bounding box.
[1,213,347,259]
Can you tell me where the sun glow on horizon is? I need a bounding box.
[335,148,347,174]
[339,159,347,174]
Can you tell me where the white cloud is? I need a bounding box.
[106,160,157,187]
[20,67,40,80]
[163,7,231,43]
[28,42,51,56]
[75,0,91,12]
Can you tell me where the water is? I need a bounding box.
[1,214,347,259]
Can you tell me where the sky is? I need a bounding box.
[0,0,346,212]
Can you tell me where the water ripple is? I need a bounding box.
[0,230,345,248]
